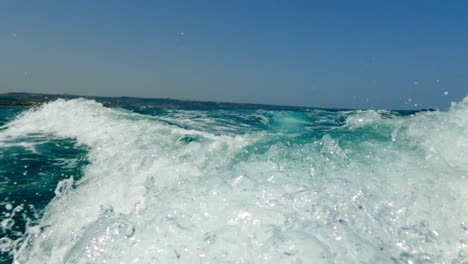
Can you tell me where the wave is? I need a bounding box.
[0,97,467,263]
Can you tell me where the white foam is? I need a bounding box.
[0,97,466,263]
[344,110,384,127]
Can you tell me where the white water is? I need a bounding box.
[1,98,467,263]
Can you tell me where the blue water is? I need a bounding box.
[0,98,467,263]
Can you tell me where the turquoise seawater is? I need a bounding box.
[0,98,467,263]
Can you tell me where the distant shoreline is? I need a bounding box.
[0,92,314,111]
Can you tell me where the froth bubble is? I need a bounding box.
[0,237,12,252]
[1,218,15,230]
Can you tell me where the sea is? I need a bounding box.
[0,97,467,263]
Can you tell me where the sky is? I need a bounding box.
[0,1,467,110]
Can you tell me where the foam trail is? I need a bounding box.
[0,97,466,263]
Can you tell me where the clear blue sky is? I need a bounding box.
[0,1,467,109]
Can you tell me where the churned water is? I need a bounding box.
[0,98,467,263]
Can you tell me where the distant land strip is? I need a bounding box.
[0,92,313,111]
